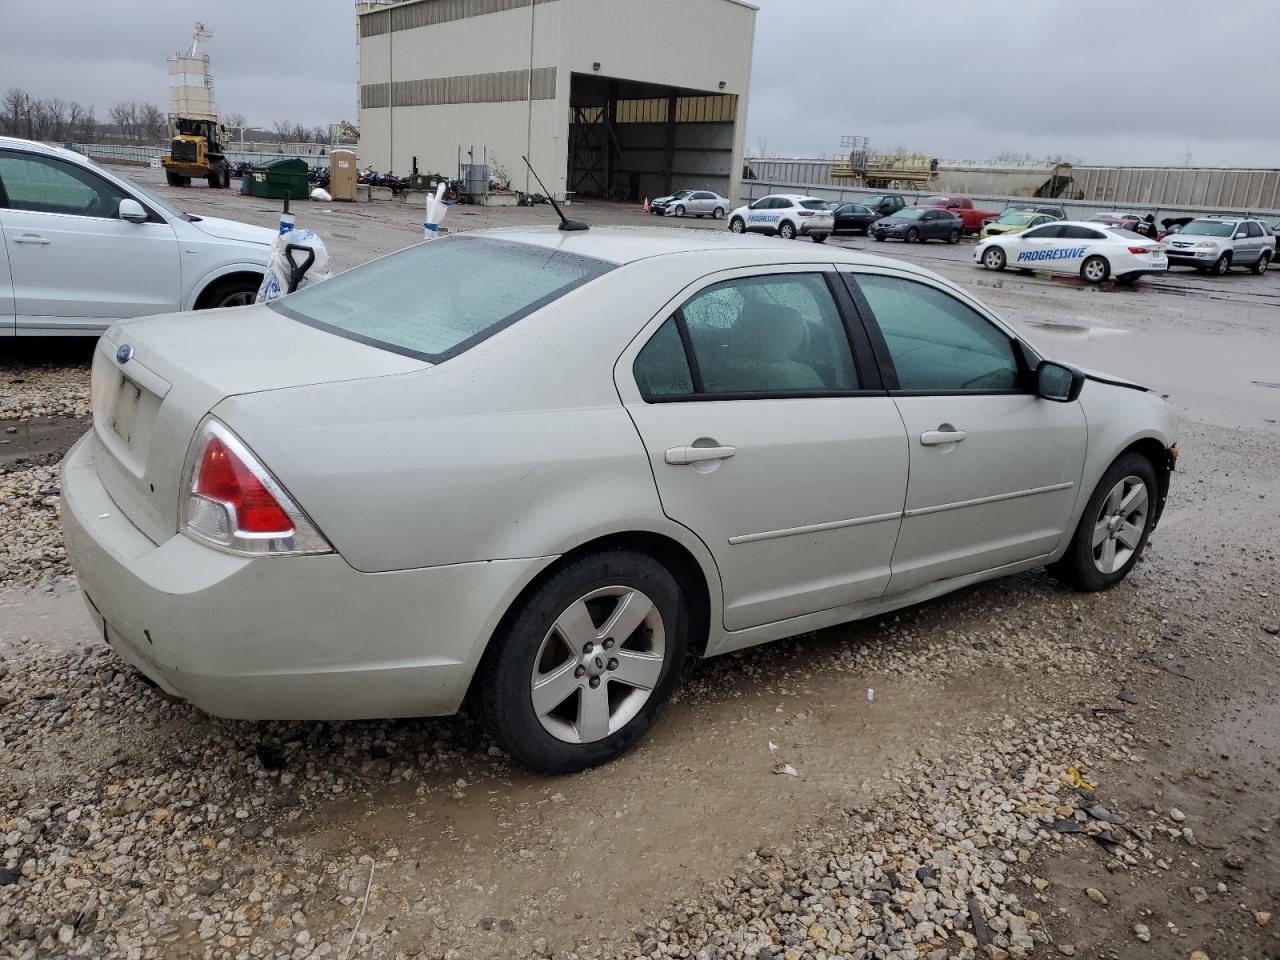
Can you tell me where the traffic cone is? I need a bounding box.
[642,197,650,214]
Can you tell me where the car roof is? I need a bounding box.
[473,225,934,271]
[0,136,75,160]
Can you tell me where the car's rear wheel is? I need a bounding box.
[729,217,745,234]
[674,204,686,218]
[1081,255,1110,284]
[478,550,688,774]
[905,228,920,244]
[779,221,797,240]
[1047,452,1157,591]
[982,247,1007,271]
[947,229,960,244]
[712,207,725,220]
[1251,252,1270,275]
[1212,252,1232,275]
[197,275,261,309]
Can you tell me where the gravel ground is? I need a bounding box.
[2,171,1278,960]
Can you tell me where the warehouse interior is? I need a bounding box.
[567,74,738,202]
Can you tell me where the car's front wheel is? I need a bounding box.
[1212,252,1232,275]
[729,217,746,234]
[197,275,261,309]
[478,550,688,774]
[982,246,1007,271]
[1047,452,1157,591]
[905,228,920,243]
[674,204,686,218]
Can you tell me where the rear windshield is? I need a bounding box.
[1179,220,1233,237]
[272,236,614,362]
[800,199,830,210]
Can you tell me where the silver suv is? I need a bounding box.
[1164,216,1275,275]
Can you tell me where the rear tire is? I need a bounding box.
[811,233,827,244]
[947,229,960,244]
[478,549,689,774]
[1081,255,1110,284]
[1251,252,1270,275]
[1047,452,1157,592]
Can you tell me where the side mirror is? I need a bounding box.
[1037,360,1085,402]
[118,198,148,223]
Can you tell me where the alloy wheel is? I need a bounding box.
[216,290,256,308]
[1091,476,1148,574]
[530,586,666,744]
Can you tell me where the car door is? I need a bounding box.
[618,267,909,631]
[689,192,711,215]
[0,148,180,333]
[1237,222,1263,264]
[842,269,1086,594]
[1007,223,1066,270]
[0,217,14,334]
[744,197,776,233]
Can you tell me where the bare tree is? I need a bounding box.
[270,119,293,142]
[311,125,331,145]
[223,111,247,130]
[68,102,96,143]
[138,102,166,143]
[109,101,139,141]
[1182,146,1195,167]
[2,89,35,138]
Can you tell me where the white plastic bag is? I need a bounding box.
[255,228,330,303]
[310,188,332,202]
[424,182,449,239]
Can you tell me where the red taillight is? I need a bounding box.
[195,436,294,533]
[1128,246,1155,255]
[798,211,814,217]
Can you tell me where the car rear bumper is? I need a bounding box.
[60,433,552,721]
[799,220,833,236]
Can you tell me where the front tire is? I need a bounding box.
[982,246,1007,271]
[1047,453,1157,591]
[674,204,686,218]
[1212,252,1232,275]
[478,550,689,774]
[165,170,183,187]
[197,275,261,309]
[779,221,797,240]
[1081,255,1110,284]
[905,228,920,244]
[729,217,746,234]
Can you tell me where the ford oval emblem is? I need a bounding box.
[116,344,134,365]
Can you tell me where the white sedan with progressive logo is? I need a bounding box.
[975,220,1167,284]
[728,195,834,242]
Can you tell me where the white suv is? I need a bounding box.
[0,137,274,335]
[728,195,834,242]
[1164,216,1275,275]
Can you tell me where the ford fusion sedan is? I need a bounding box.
[870,206,963,243]
[652,189,730,219]
[63,228,1178,774]
[976,220,1167,284]
[727,195,833,241]
[0,137,274,335]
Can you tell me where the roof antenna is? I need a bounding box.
[522,155,588,231]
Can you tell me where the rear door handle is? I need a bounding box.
[920,429,967,446]
[665,444,736,465]
[13,234,51,245]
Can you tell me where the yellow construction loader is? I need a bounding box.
[161,115,230,188]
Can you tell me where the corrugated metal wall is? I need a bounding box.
[1073,167,1280,210]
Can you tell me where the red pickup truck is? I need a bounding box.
[917,195,999,235]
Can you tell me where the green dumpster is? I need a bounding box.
[246,158,310,201]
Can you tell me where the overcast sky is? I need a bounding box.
[5,0,1278,166]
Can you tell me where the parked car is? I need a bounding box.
[1009,204,1067,220]
[830,202,879,236]
[976,220,1168,284]
[1089,212,1143,231]
[728,194,833,241]
[62,227,1178,773]
[1163,216,1275,275]
[870,206,963,244]
[978,210,1061,241]
[0,137,273,335]
[916,195,1000,235]
[857,193,907,218]
[652,190,731,219]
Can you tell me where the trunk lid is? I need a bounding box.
[91,304,427,545]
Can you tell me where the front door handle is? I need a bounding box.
[665,444,736,465]
[13,234,51,245]
[920,428,967,446]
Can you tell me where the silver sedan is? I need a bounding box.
[62,228,1178,773]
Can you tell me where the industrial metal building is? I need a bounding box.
[356,0,757,202]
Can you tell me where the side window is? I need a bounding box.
[1061,225,1103,240]
[1246,222,1264,238]
[638,273,859,398]
[0,151,130,219]
[633,317,694,399]
[1023,225,1064,239]
[693,192,712,200]
[855,275,1021,393]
